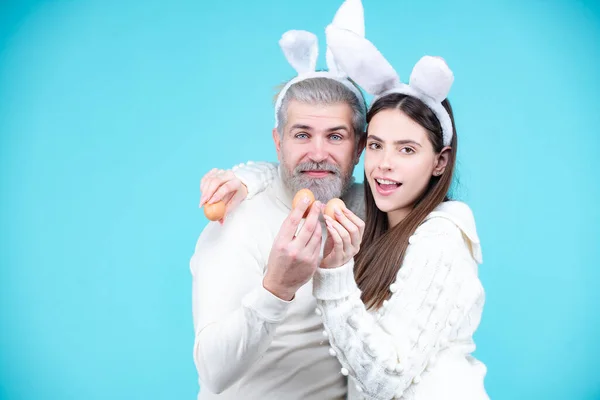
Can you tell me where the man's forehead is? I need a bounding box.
[285,100,353,131]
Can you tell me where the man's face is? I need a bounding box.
[273,100,364,202]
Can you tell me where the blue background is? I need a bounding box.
[1,0,599,399]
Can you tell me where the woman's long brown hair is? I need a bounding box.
[354,93,458,310]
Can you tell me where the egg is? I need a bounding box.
[204,201,226,221]
[324,198,346,219]
[292,188,315,218]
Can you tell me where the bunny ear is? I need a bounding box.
[326,25,400,96]
[326,0,364,76]
[279,30,318,74]
[326,47,344,76]
[409,56,454,102]
[330,0,365,37]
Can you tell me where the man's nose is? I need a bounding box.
[308,137,327,163]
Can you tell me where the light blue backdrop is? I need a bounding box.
[1,0,599,399]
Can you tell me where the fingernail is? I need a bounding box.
[334,207,342,216]
[303,197,311,204]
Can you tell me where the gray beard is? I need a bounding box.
[281,160,354,203]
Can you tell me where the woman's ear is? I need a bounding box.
[433,146,451,176]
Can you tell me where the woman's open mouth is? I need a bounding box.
[374,178,402,196]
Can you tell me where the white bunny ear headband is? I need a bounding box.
[325,21,455,146]
[274,0,367,129]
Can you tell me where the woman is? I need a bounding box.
[199,35,488,400]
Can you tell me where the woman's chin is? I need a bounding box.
[373,199,395,213]
[374,197,413,215]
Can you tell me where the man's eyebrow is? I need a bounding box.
[289,124,313,131]
[326,126,350,133]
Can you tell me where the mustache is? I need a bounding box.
[293,161,340,176]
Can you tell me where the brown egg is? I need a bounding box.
[324,198,346,220]
[292,188,315,218]
[204,201,226,221]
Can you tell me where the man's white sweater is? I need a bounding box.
[190,163,364,400]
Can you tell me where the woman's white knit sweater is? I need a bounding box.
[313,200,489,400]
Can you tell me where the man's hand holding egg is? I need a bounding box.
[263,190,323,301]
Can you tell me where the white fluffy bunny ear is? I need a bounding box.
[326,0,365,76]
[330,0,365,37]
[326,24,400,96]
[279,30,318,74]
[409,56,454,102]
[326,47,343,76]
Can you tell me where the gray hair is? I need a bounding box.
[276,77,367,141]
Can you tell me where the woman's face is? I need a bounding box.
[364,109,448,225]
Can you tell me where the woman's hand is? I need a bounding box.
[320,206,365,269]
[199,169,248,224]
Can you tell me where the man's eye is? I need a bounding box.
[330,134,343,141]
[295,133,309,139]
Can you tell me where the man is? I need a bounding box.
[191,74,367,399]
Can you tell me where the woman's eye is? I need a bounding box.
[367,142,381,150]
[400,147,415,154]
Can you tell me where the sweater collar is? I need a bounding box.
[425,201,483,264]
